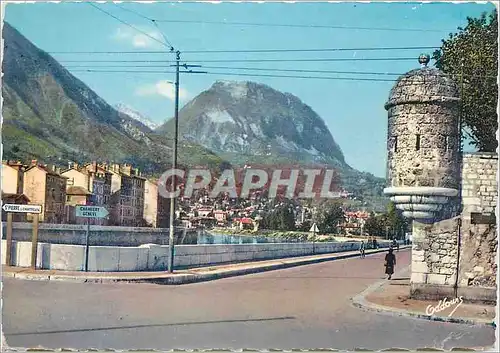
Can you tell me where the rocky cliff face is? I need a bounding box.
[1,22,225,173]
[157,80,346,167]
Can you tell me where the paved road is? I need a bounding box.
[2,249,495,350]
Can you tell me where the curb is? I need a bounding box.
[3,247,408,285]
[351,268,496,328]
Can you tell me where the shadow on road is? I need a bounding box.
[228,276,391,280]
[5,316,296,336]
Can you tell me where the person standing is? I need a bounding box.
[359,241,366,258]
[384,248,396,280]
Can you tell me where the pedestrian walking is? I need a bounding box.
[392,238,399,252]
[359,241,366,258]
[384,248,396,280]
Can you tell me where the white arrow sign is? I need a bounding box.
[2,204,42,214]
[76,206,109,218]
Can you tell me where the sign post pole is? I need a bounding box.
[85,218,90,272]
[31,215,39,269]
[2,204,43,269]
[75,205,108,272]
[5,213,13,266]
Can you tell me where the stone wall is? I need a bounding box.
[458,152,498,288]
[0,222,196,246]
[458,222,497,288]
[409,153,498,303]
[410,218,459,288]
[461,152,497,215]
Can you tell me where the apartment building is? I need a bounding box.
[105,163,146,227]
[23,162,67,223]
[61,163,91,191]
[62,162,111,225]
[2,161,29,221]
[1,160,25,195]
[144,179,158,228]
[157,194,171,228]
[82,162,112,207]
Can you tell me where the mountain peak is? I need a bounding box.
[115,104,159,130]
[157,80,346,167]
[211,80,250,100]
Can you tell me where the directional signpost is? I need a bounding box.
[76,206,109,272]
[2,204,42,268]
[76,206,109,219]
[2,204,42,214]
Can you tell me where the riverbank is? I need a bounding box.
[209,228,382,243]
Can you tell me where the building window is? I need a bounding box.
[445,135,450,152]
[415,134,421,151]
[393,136,398,152]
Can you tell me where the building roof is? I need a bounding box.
[2,193,30,203]
[60,167,88,175]
[385,56,459,110]
[233,217,253,224]
[25,165,67,178]
[67,186,92,196]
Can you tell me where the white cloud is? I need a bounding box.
[113,26,164,48]
[136,81,189,101]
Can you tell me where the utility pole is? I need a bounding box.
[165,50,206,273]
[168,50,181,273]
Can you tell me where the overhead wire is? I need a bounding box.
[87,2,171,50]
[67,68,497,80]
[65,65,403,76]
[67,69,400,82]
[149,18,450,33]
[113,3,176,51]
[58,57,418,63]
[49,46,438,55]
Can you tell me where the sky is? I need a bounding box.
[3,1,496,177]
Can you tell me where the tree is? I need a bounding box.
[262,200,296,231]
[313,200,344,234]
[364,212,384,237]
[433,9,498,152]
[385,202,408,239]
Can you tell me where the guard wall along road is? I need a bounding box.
[0,239,397,271]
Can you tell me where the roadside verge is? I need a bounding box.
[351,267,496,327]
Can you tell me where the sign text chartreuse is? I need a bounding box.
[76,206,109,219]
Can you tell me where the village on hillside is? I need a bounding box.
[1,160,373,236]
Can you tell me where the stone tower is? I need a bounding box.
[383,54,461,223]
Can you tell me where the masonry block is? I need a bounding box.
[412,260,429,273]
[427,274,448,285]
[411,273,428,284]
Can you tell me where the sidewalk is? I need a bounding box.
[2,246,407,285]
[352,266,496,327]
